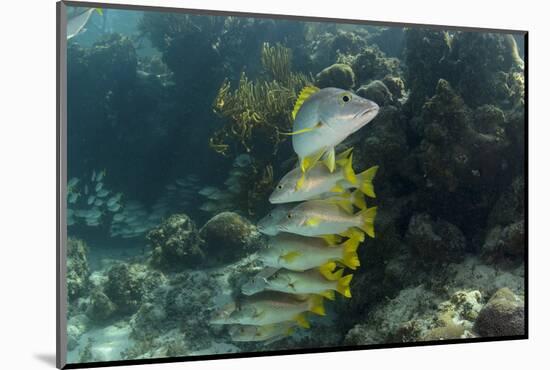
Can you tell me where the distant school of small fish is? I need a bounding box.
[197,154,252,213]
[211,86,380,344]
[67,170,201,239]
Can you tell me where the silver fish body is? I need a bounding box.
[292,87,379,165]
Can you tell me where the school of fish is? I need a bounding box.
[211,86,380,344]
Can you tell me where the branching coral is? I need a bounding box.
[211,43,313,157]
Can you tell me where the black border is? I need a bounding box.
[57,1,529,369]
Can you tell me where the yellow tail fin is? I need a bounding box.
[351,189,366,210]
[308,295,326,316]
[319,261,338,280]
[319,290,336,300]
[343,153,357,185]
[357,165,379,198]
[95,8,103,15]
[294,313,310,328]
[336,274,353,298]
[340,234,361,269]
[357,207,377,238]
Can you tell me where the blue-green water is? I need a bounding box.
[65,5,525,365]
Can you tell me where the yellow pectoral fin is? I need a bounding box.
[326,197,353,214]
[300,148,326,173]
[320,234,342,245]
[330,184,346,193]
[281,251,301,262]
[340,227,365,242]
[292,86,320,119]
[323,147,336,173]
[319,290,336,300]
[305,217,321,227]
[280,127,316,136]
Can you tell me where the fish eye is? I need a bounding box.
[340,93,352,104]
[277,185,283,189]
[287,213,292,219]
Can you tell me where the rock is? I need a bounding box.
[482,220,525,263]
[147,214,204,271]
[200,212,263,265]
[67,238,91,302]
[474,288,525,337]
[349,45,401,85]
[405,213,467,264]
[421,290,483,341]
[404,29,452,113]
[448,257,524,298]
[382,75,405,99]
[344,285,438,345]
[315,63,356,89]
[86,288,116,322]
[488,177,525,227]
[103,262,166,315]
[67,314,89,351]
[356,80,393,106]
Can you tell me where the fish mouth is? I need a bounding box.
[354,104,380,120]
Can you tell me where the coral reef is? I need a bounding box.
[315,63,356,89]
[199,212,264,265]
[356,80,394,106]
[482,221,524,264]
[343,44,402,86]
[405,213,467,264]
[86,289,116,322]
[474,288,525,337]
[67,238,91,303]
[65,13,525,360]
[147,214,205,271]
[103,263,166,315]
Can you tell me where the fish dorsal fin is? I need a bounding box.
[292,86,320,120]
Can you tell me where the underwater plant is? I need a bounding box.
[211,42,313,158]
